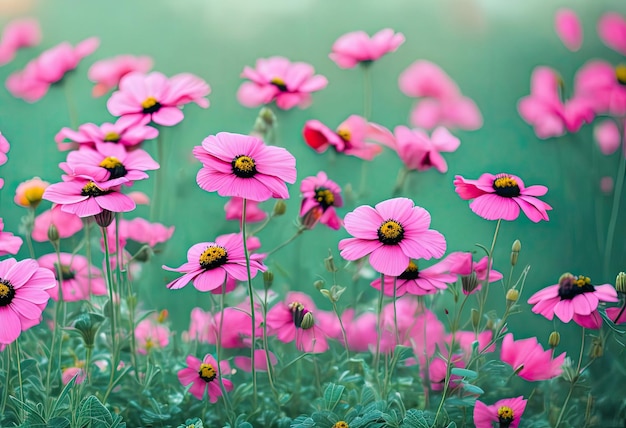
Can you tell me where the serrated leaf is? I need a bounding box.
[323,383,345,412]
[450,368,478,379]
[76,395,113,427]
[401,409,430,428]
[51,376,77,416]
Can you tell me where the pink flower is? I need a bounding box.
[0,132,10,166]
[237,56,327,110]
[32,205,83,242]
[185,307,214,343]
[123,217,174,248]
[6,37,99,102]
[329,28,404,68]
[234,349,277,372]
[500,333,566,381]
[598,13,626,55]
[0,258,56,344]
[607,305,626,324]
[575,61,626,116]
[370,259,456,296]
[399,60,482,130]
[338,309,378,352]
[177,354,233,402]
[162,233,265,292]
[555,9,583,52]
[474,396,527,428]
[14,177,49,208]
[441,251,504,292]
[0,18,41,66]
[128,191,150,205]
[527,274,618,329]
[55,117,159,151]
[518,67,594,139]
[193,132,296,202]
[303,115,383,160]
[107,71,210,126]
[135,315,170,354]
[447,330,495,358]
[43,178,136,218]
[594,119,623,156]
[0,218,23,256]
[601,176,614,194]
[62,367,86,385]
[339,197,446,276]
[454,173,552,223]
[88,55,153,97]
[38,253,106,302]
[426,353,465,391]
[224,197,267,224]
[299,171,343,230]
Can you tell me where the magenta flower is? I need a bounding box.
[224,197,267,224]
[38,253,106,302]
[0,218,23,256]
[426,353,465,391]
[32,205,83,242]
[62,367,86,386]
[598,12,626,55]
[607,306,626,324]
[454,173,552,222]
[474,396,527,428]
[55,117,158,151]
[234,349,277,372]
[123,217,174,248]
[555,9,583,51]
[575,61,626,116]
[162,233,265,292]
[441,251,504,292]
[338,309,378,352]
[88,54,153,97]
[447,331,495,358]
[299,171,343,230]
[527,274,618,329]
[193,132,296,202]
[518,67,594,139]
[303,115,383,160]
[0,258,56,344]
[107,71,210,126]
[237,56,327,110]
[594,119,623,156]
[500,333,566,381]
[370,259,456,296]
[339,198,446,276]
[135,315,170,354]
[177,354,233,402]
[329,29,404,68]
[209,305,262,348]
[6,37,99,102]
[0,132,9,166]
[0,18,41,66]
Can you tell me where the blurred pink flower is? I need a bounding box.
[32,205,83,242]
[518,67,594,139]
[234,349,277,372]
[299,171,343,230]
[594,119,623,156]
[474,396,527,428]
[598,12,626,55]
[237,56,327,110]
[0,218,23,256]
[38,252,106,302]
[224,197,267,224]
[127,191,150,205]
[14,176,49,209]
[124,217,174,247]
[500,333,566,381]
[6,37,99,102]
[62,367,86,385]
[426,353,465,391]
[329,28,404,68]
[135,315,170,354]
[370,259,455,297]
[0,132,9,166]
[447,331,495,359]
[55,116,158,151]
[575,61,626,116]
[107,71,210,126]
[303,115,383,160]
[555,9,583,51]
[338,309,378,352]
[88,54,153,97]
[0,18,41,66]
[601,176,614,194]
[209,306,262,348]
[178,354,233,402]
[185,307,214,343]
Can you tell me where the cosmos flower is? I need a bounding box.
[237,56,327,110]
[303,115,383,160]
[593,119,623,156]
[369,258,456,296]
[555,9,583,51]
[193,132,297,202]
[299,171,343,230]
[338,309,378,352]
[177,354,233,402]
[0,218,23,256]
[575,61,626,116]
[598,12,626,55]
[32,205,83,242]
[135,313,170,354]
[338,197,446,276]
[441,251,504,293]
[426,353,465,391]
[329,28,405,68]
[88,54,153,97]
[38,253,106,302]
[0,18,41,66]
[500,333,566,381]
[454,173,552,222]
[473,396,527,428]
[14,177,49,209]
[224,197,267,224]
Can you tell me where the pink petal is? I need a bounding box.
[594,119,621,155]
[469,194,521,221]
[598,13,626,55]
[369,245,409,276]
[555,9,583,51]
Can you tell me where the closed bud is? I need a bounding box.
[272,200,287,216]
[324,253,338,273]
[548,331,560,348]
[71,312,105,349]
[471,309,480,329]
[485,318,495,330]
[300,312,315,330]
[313,280,325,290]
[510,239,521,266]
[616,272,626,294]
[263,271,274,289]
[47,224,60,243]
[461,271,478,294]
[259,107,276,127]
[590,337,604,359]
[157,309,168,323]
[94,209,115,228]
[506,288,519,304]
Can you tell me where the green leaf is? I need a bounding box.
[46,417,71,428]
[323,383,345,412]
[450,368,478,379]
[50,376,77,417]
[401,409,431,428]
[462,383,484,395]
[76,395,113,428]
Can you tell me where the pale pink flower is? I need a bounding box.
[500,333,566,381]
[0,132,9,166]
[135,315,170,354]
[88,55,153,97]
[178,354,233,402]
[209,306,262,348]
[594,119,623,156]
[446,330,495,358]
[0,218,23,256]
[237,56,327,110]
[440,251,504,292]
[338,309,378,352]
[426,353,465,391]
[601,176,614,194]
[38,253,106,302]
[14,177,49,208]
[185,307,213,343]
[474,396,527,428]
[124,217,174,248]
[55,116,158,151]
[329,29,404,68]
[555,9,583,51]
[62,367,86,385]
[0,18,41,66]
[299,171,343,230]
[303,115,383,160]
[575,61,626,116]
[598,12,626,55]
[32,205,83,242]
[224,197,267,224]
[127,191,150,205]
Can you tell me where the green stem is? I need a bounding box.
[242,199,258,407]
[362,65,372,120]
[555,328,586,428]
[45,242,66,393]
[603,121,626,277]
[85,220,93,296]
[266,226,305,256]
[392,277,399,345]
[332,301,351,362]
[15,340,24,423]
[477,219,502,333]
[0,346,10,416]
[24,208,36,259]
[216,280,235,417]
[101,226,119,404]
[63,78,78,129]
[261,289,280,402]
[374,273,385,382]
[392,168,410,197]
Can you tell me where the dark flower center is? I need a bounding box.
[99,156,128,179]
[497,406,514,428]
[0,279,15,307]
[198,363,217,382]
[270,77,288,92]
[103,132,121,143]
[314,187,335,209]
[492,175,521,198]
[56,264,76,281]
[378,220,404,245]
[289,301,314,329]
[616,65,626,86]
[141,96,162,114]
[199,246,228,270]
[81,181,111,197]
[558,273,595,300]
[398,261,419,280]
[231,155,257,178]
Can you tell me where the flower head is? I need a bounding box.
[473,396,527,428]
[0,18,41,66]
[440,251,504,293]
[38,253,106,302]
[135,314,170,354]
[454,173,552,222]
[193,132,296,202]
[224,197,267,223]
[0,218,23,256]
[299,171,343,230]
[329,28,404,68]
[237,56,327,110]
[555,9,583,52]
[575,60,626,116]
[500,333,565,381]
[88,55,153,97]
[14,177,49,208]
[598,12,626,55]
[0,132,9,167]
[177,354,233,402]
[55,116,158,151]
[32,205,83,242]
[303,115,382,160]
[339,198,446,276]
[370,258,456,296]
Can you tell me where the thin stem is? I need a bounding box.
[604,121,626,277]
[613,302,626,323]
[555,328,586,428]
[45,242,65,393]
[216,280,235,417]
[266,226,306,256]
[242,199,258,406]
[85,220,93,295]
[392,277,399,345]
[261,288,280,402]
[24,208,36,259]
[101,226,119,405]
[332,301,351,362]
[63,78,78,129]
[0,346,10,416]
[392,168,410,197]
[374,273,385,382]
[477,219,502,333]
[15,340,24,422]
[362,64,372,120]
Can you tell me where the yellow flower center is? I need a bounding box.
[337,128,351,142]
[81,181,109,197]
[198,363,217,382]
[574,275,591,288]
[103,132,121,143]
[199,246,228,269]
[333,422,349,428]
[23,186,46,207]
[494,176,517,188]
[0,280,15,306]
[377,220,404,245]
[492,175,521,198]
[497,405,514,423]
[315,188,335,208]
[99,156,123,169]
[0,283,10,298]
[270,77,288,91]
[398,260,419,280]
[616,64,626,85]
[141,96,158,109]
[145,338,154,351]
[231,155,257,178]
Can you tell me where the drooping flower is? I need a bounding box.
[370,258,456,296]
[6,37,99,102]
[527,273,618,329]
[135,313,170,354]
[55,117,159,151]
[14,177,49,209]
[473,396,527,428]
[0,132,10,166]
[0,18,41,66]
[177,354,233,402]
[594,119,623,156]
[0,218,23,256]
[555,9,583,52]
[38,253,106,302]
[303,115,383,160]
[575,61,626,116]
[237,56,327,110]
[0,258,56,344]
[299,171,343,230]
[441,251,504,293]
[107,71,210,126]
[598,12,626,55]
[193,132,296,202]
[224,197,267,224]
[88,55,153,97]
[338,198,446,276]
[329,28,405,69]
[162,233,265,292]
[500,333,566,381]
[518,67,594,139]
[454,173,552,222]
[32,205,83,242]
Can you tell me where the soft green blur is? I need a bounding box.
[1,0,625,339]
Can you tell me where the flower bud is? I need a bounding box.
[589,337,604,359]
[471,309,480,329]
[47,224,60,243]
[506,288,519,304]
[324,253,338,273]
[461,272,478,294]
[71,312,105,348]
[510,239,521,266]
[263,271,274,289]
[616,272,626,294]
[272,200,287,216]
[300,312,315,330]
[94,209,115,228]
[313,279,325,290]
[548,331,560,348]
